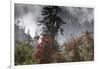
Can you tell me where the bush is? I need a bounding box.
[64,31,94,62]
[15,42,36,65]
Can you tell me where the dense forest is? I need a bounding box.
[15,5,94,65]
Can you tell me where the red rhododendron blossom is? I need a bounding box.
[35,34,53,60]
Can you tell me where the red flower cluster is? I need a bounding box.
[35,34,53,60]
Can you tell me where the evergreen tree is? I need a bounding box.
[38,6,66,37]
[36,6,66,63]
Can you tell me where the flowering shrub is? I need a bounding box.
[64,31,94,62]
[34,33,54,63]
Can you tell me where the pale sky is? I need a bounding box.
[15,4,94,44]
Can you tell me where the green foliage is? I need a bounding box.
[15,42,36,65]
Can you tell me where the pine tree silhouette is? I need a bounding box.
[36,6,66,63]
